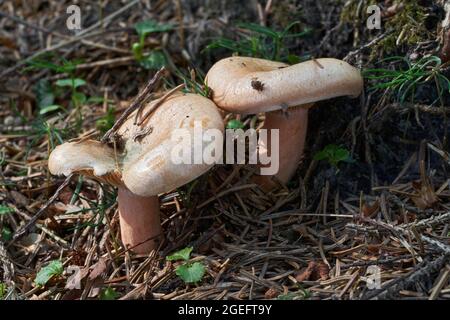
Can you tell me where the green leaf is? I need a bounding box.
[0,205,14,215]
[226,119,245,129]
[34,260,63,287]
[134,20,173,37]
[55,78,86,88]
[99,287,119,300]
[0,283,6,299]
[287,54,301,65]
[1,227,12,242]
[334,148,350,162]
[25,57,81,74]
[132,43,143,61]
[139,51,166,70]
[314,144,351,167]
[72,92,87,106]
[96,107,116,134]
[33,80,55,109]
[39,105,62,115]
[26,59,63,73]
[167,247,193,261]
[175,262,206,283]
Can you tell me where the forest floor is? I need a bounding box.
[1,0,450,300]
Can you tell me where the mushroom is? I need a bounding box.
[48,92,224,253]
[205,56,363,188]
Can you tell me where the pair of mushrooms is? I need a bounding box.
[48,57,363,254]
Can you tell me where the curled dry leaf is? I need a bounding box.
[88,257,108,280]
[264,287,279,299]
[295,261,330,282]
[410,179,439,210]
[362,200,380,218]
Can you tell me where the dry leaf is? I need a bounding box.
[89,257,108,280]
[295,261,329,282]
[411,179,439,209]
[316,262,330,280]
[362,200,380,218]
[264,287,279,299]
[295,261,316,282]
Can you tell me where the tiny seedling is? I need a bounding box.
[27,57,87,117]
[34,260,64,287]
[363,55,450,103]
[204,21,311,62]
[314,144,352,168]
[24,119,64,157]
[226,119,245,130]
[167,247,206,284]
[23,57,114,151]
[132,19,173,69]
[99,287,120,300]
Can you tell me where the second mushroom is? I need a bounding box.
[205,56,363,189]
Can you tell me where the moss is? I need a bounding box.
[340,0,429,59]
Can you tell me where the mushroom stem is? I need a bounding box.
[117,187,162,254]
[254,105,310,189]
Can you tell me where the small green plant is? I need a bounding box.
[226,119,245,130]
[170,67,211,98]
[167,247,206,284]
[0,283,6,299]
[1,227,12,242]
[314,144,352,168]
[132,19,173,69]
[96,106,116,134]
[363,55,450,103]
[0,205,14,215]
[99,287,120,300]
[277,288,310,300]
[27,57,87,117]
[34,260,63,287]
[204,21,311,62]
[25,119,65,155]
